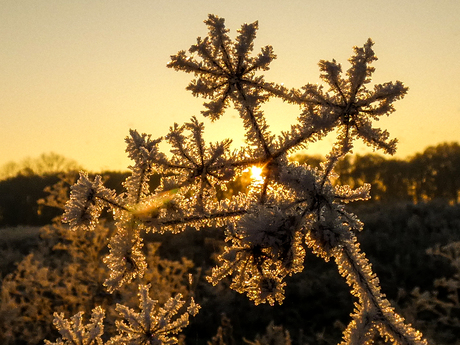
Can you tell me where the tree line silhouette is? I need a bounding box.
[0,142,458,228]
[0,152,82,180]
[294,142,460,203]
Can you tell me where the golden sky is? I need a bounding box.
[1,0,459,172]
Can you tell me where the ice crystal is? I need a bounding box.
[161,116,235,212]
[63,172,117,231]
[103,226,147,293]
[44,306,105,345]
[44,285,200,345]
[114,284,199,344]
[293,38,408,155]
[208,205,305,305]
[168,14,277,121]
[124,130,165,204]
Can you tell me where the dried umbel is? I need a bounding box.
[56,14,427,345]
[45,285,199,345]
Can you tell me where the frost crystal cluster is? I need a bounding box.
[55,14,428,344]
[45,285,198,345]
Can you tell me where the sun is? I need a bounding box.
[250,166,264,183]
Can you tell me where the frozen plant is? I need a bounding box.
[57,14,427,344]
[45,285,199,345]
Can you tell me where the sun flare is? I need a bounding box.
[250,166,264,183]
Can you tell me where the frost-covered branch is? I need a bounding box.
[56,14,427,345]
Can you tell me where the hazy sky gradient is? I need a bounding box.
[2,1,459,172]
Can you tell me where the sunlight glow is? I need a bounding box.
[250,166,265,184]
[130,189,179,217]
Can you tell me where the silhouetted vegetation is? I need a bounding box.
[296,142,460,203]
[0,171,144,227]
[1,143,459,228]
[0,174,61,227]
[0,153,82,180]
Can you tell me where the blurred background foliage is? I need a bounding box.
[1,142,460,344]
[1,142,458,228]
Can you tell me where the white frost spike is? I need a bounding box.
[298,39,407,156]
[335,183,371,203]
[168,14,277,121]
[125,129,163,165]
[62,172,117,231]
[114,284,200,344]
[44,307,105,345]
[103,227,147,293]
